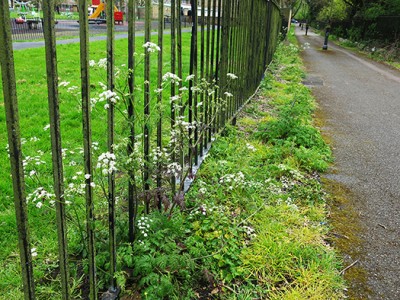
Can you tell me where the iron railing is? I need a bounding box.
[0,0,281,298]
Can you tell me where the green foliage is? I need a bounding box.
[120,213,197,299]
[255,43,331,172]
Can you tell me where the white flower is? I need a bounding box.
[31,248,38,257]
[227,73,238,80]
[98,90,120,104]
[246,143,256,152]
[143,42,161,52]
[67,86,79,93]
[58,81,70,87]
[96,152,118,175]
[36,202,43,209]
[185,74,195,81]
[162,72,181,84]
[224,92,233,97]
[43,124,50,131]
[84,174,91,179]
[98,58,107,69]
[170,95,181,103]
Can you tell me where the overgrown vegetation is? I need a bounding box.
[117,33,345,298]
[0,30,345,298]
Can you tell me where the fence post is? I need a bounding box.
[42,1,70,299]
[170,0,177,196]
[127,0,138,245]
[143,0,151,213]
[157,0,164,209]
[0,1,36,299]
[106,0,119,295]
[78,0,97,298]
[188,0,198,169]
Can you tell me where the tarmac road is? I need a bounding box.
[296,27,400,299]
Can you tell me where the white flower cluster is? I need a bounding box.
[190,203,216,217]
[242,225,256,239]
[143,42,161,53]
[58,81,80,96]
[31,248,38,257]
[23,155,46,168]
[185,74,195,81]
[96,152,117,175]
[89,58,107,69]
[224,92,233,98]
[64,171,95,200]
[150,147,169,163]
[289,169,304,181]
[219,171,246,190]
[176,115,197,131]
[162,72,181,85]
[219,172,262,191]
[27,187,56,209]
[98,90,120,107]
[227,73,238,80]
[166,162,182,178]
[246,143,256,152]
[137,216,153,238]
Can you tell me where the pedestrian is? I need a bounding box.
[187,9,192,24]
[305,23,309,35]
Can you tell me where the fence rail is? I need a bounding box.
[0,0,281,298]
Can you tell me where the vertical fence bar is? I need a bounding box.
[144,0,151,213]
[170,0,177,196]
[106,0,118,293]
[0,1,36,299]
[177,0,182,83]
[127,0,137,244]
[215,0,222,131]
[205,0,212,143]
[176,0,184,174]
[42,1,70,299]
[78,0,97,298]
[188,0,198,168]
[199,0,205,156]
[157,0,164,209]
[210,0,217,136]
[219,0,230,127]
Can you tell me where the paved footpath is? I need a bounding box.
[296,27,400,299]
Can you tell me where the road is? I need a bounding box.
[296,27,400,299]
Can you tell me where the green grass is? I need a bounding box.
[180,32,345,298]
[0,33,193,298]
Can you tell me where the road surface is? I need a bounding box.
[296,27,400,299]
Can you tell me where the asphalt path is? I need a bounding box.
[296,27,400,299]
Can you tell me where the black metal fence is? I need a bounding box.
[0,0,281,299]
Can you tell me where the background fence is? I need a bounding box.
[0,0,281,299]
[9,17,193,41]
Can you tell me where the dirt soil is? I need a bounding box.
[295,27,400,299]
